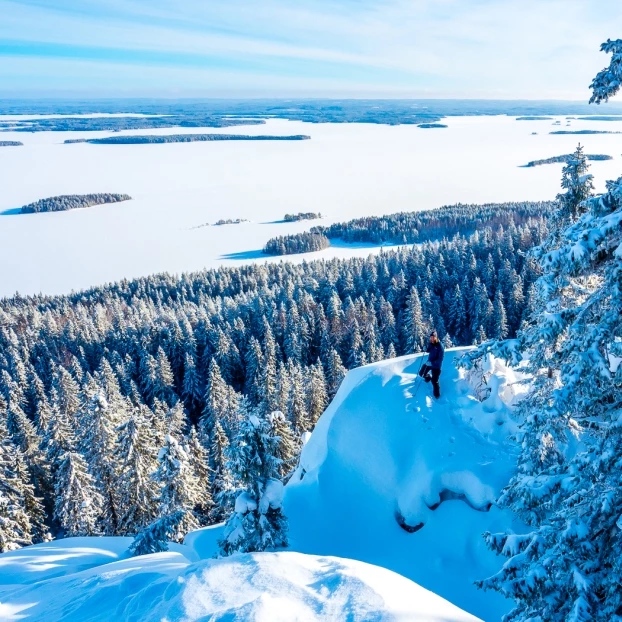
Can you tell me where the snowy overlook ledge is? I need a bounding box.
[283,348,527,621]
[0,348,524,621]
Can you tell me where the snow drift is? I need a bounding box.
[0,538,479,621]
[284,348,525,621]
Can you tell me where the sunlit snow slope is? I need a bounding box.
[0,537,479,621]
[284,348,525,621]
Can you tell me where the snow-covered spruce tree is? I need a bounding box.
[403,286,426,353]
[153,435,200,532]
[267,410,298,479]
[556,144,594,224]
[288,363,309,435]
[114,411,159,535]
[325,348,347,398]
[589,39,622,104]
[307,360,328,428]
[13,449,48,544]
[200,360,236,436]
[79,390,120,534]
[182,353,202,416]
[461,46,622,621]
[54,452,103,537]
[131,435,200,555]
[129,509,187,556]
[209,419,234,523]
[260,320,279,415]
[218,412,288,556]
[0,400,40,551]
[186,426,213,523]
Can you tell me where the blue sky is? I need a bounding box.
[0,0,618,98]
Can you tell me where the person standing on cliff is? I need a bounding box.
[418,331,444,398]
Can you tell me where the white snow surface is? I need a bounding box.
[0,541,479,621]
[1,114,620,298]
[283,348,524,621]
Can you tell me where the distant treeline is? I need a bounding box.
[283,212,323,222]
[516,116,553,120]
[0,140,23,146]
[522,153,612,167]
[417,123,448,128]
[576,116,622,121]
[6,117,264,133]
[64,134,311,144]
[7,99,622,128]
[21,193,132,214]
[263,232,330,255]
[307,201,556,246]
[550,130,622,135]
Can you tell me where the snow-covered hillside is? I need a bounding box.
[0,349,523,621]
[284,349,526,621]
[0,537,480,621]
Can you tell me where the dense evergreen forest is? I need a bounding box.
[64,134,310,145]
[0,208,546,548]
[20,194,132,214]
[263,232,330,255]
[311,201,554,245]
[262,201,553,249]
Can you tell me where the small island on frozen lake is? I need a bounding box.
[214,218,249,225]
[521,153,612,167]
[0,140,23,146]
[65,134,311,145]
[283,212,323,222]
[418,123,448,128]
[263,231,330,255]
[21,193,132,214]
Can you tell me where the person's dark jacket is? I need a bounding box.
[426,341,444,369]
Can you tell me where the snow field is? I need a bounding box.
[1,115,621,297]
[0,542,480,621]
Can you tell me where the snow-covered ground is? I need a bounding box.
[0,542,480,621]
[0,114,620,297]
[281,349,526,621]
[0,349,525,621]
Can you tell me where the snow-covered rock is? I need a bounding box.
[284,348,524,621]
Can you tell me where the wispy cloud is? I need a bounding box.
[0,0,618,97]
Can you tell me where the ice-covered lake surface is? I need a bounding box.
[0,114,620,298]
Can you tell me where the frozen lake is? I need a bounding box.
[0,114,620,298]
